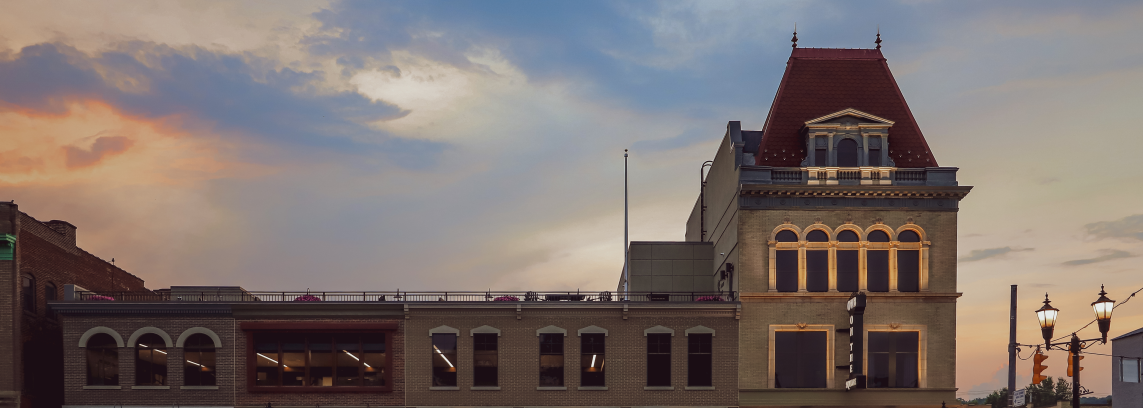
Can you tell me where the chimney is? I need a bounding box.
[44,220,77,248]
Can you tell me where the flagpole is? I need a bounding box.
[623,149,629,300]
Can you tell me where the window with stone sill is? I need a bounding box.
[774,230,799,293]
[135,333,168,386]
[539,333,565,386]
[183,333,216,386]
[646,333,671,387]
[580,333,605,387]
[86,333,119,386]
[473,333,498,387]
[252,332,389,390]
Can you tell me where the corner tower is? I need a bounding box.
[685,45,971,407]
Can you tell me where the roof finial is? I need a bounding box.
[875,26,882,50]
[792,24,798,48]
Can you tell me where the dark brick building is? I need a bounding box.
[0,202,147,408]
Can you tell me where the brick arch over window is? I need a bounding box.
[803,225,833,242]
[864,225,895,241]
[833,224,864,241]
[79,326,125,348]
[127,327,173,348]
[894,224,927,242]
[769,225,803,293]
[769,225,803,242]
[175,327,222,348]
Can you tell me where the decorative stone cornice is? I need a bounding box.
[741,184,972,199]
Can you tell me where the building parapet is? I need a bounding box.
[741,165,959,186]
[68,290,738,303]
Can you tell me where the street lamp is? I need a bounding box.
[1035,293,1058,348]
[1091,285,1115,343]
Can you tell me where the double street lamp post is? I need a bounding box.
[1033,285,1116,408]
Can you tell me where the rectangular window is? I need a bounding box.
[687,334,712,387]
[868,149,881,167]
[539,333,564,386]
[432,333,458,387]
[580,334,605,387]
[774,331,826,388]
[1123,358,1140,383]
[868,331,919,388]
[867,250,890,292]
[806,250,828,292]
[647,333,671,386]
[775,250,798,292]
[473,333,498,387]
[837,250,859,292]
[897,250,920,292]
[251,332,390,390]
[815,148,828,166]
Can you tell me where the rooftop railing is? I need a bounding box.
[72,290,737,303]
[740,166,958,186]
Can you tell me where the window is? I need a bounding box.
[135,333,168,385]
[22,275,35,312]
[86,333,119,386]
[775,230,798,292]
[868,331,919,388]
[774,331,826,388]
[432,333,458,387]
[539,334,564,386]
[687,334,712,387]
[837,230,860,292]
[44,282,57,320]
[1122,358,1140,383]
[252,333,389,389]
[183,334,216,386]
[580,334,605,387]
[806,230,829,292]
[868,137,882,167]
[814,137,828,166]
[897,230,921,292]
[867,230,890,292]
[837,138,859,167]
[473,333,498,387]
[646,333,671,386]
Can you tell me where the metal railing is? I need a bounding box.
[74,290,738,303]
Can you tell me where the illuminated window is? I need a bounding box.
[135,333,168,386]
[580,334,605,387]
[252,333,389,390]
[183,334,216,386]
[432,333,458,387]
[86,333,119,386]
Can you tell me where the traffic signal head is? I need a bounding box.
[1066,352,1085,377]
[1032,352,1049,384]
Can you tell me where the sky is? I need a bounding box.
[2,0,1142,399]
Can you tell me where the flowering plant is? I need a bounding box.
[493,296,520,302]
[694,296,724,302]
[293,294,322,302]
[88,295,115,301]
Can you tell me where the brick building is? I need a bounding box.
[1,202,148,408]
[49,43,969,408]
[627,45,971,406]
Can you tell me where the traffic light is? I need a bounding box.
[1032,350,1049,384]
[1066,352,1084,377]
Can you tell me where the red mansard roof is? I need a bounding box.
[755,48,937,168]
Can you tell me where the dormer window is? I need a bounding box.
[801,108,895,168]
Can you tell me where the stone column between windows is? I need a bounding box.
[858,243,868,292]
[827,133,835,167]
[797,242,807,293]
[767,246,777,292]
[861,134,869,167]
[920,245,930,292]
[889,242,899,293]
[827,242,838,292]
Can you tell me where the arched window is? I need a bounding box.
[867,230,891,292]
[837,139,859,167]
[897,230,922,292]
[775,230,799,292]
[183,334,216,386]
[836,230,860,292]
[805,230,829,292]
[21,275,35,312]
[86,333,119,385]
[135,333,168,385]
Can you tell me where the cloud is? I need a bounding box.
[1062,249,1135,266]
[64,135,134,168]
[0,42,442,169]
[631,129,711,153]
[959,246,1033,262]
[1083,214,1143,241]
